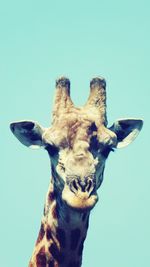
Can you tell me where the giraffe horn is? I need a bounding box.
[52,77,74,123]
[85,77,108,126]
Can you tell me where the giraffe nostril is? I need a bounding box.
[86,180,93,192]
[72,180,78,191]
[70,179,79,193]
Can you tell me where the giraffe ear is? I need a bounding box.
[10,121,45,149]
[109,118,143,148]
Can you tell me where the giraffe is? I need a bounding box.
[10,77,143,267]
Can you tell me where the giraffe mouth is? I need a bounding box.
[62,185,98,210]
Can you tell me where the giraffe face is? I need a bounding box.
[44,117,114,211]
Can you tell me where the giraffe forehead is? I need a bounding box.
[44,107,116,150]
[54,106,99,125]
[57,111,94,133]
[44,111,98,148]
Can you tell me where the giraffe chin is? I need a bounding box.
[62,186,98,211]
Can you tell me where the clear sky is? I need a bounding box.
[1,0,149,266]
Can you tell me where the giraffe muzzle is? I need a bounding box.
[69,176,95,196]
[62,175,98,210]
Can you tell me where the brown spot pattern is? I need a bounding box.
[46,226,52,240]
[49,243,64,263]
[52,204,57,219]
[36,247,46,267]
[49,191,55,202]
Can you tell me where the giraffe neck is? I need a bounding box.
[29,179,90,267]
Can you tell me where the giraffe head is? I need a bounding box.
[10,77,143,211]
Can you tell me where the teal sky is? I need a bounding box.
[1,0,149,266]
